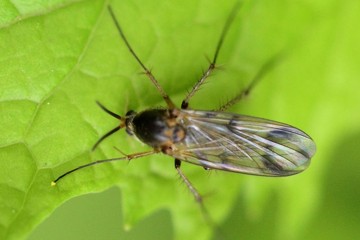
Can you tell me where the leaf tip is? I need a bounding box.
[51,181,57,187]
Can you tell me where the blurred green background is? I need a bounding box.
[1,0,359,239]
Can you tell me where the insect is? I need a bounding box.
[52,3,316,220]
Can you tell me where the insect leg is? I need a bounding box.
[108,6,176,109]
[181,2,242,109]
[52,150,157,185]
[175,159,202,202]
[174,159,214,225]
[217,53,284,111]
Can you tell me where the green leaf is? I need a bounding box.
[2,0,360,240]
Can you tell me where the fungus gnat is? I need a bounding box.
[52,3,316,221]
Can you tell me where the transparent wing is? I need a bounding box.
[172,110,316,176]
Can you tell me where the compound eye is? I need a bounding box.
[125,110,136,117]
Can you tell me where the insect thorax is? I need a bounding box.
[128,109,186,150]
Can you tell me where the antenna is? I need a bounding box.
[92,101,125,151]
